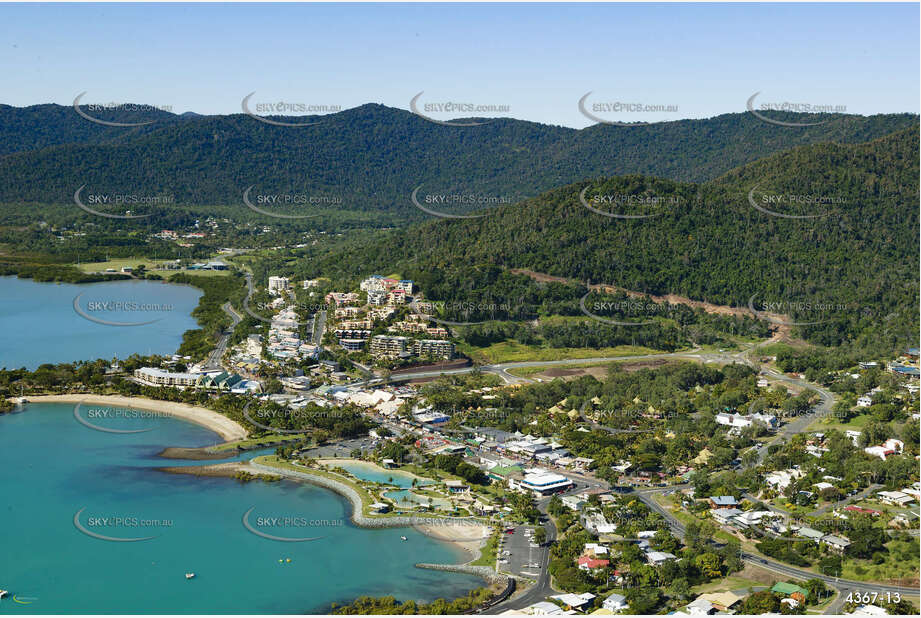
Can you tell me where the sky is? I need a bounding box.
[0,2,918,128]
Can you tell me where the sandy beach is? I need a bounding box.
[23,394,248,442]
[413,521,493,560]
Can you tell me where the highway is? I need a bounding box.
[202,301,243,371]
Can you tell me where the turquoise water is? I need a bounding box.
[384,490,452,510]
[0,404,481,614]
[0,276,202,370]
[328,461,432,488]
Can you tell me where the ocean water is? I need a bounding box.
[0,403,481,614]
[328,461,432,488]
[0,276,202,370]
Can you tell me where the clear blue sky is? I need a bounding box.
[1,2,917,128]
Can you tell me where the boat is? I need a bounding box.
[185,573,195,580]
[285,558,291,563]
[0,590,8,599]
[400,536,407,541]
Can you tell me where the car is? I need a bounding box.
[504,528,515,534]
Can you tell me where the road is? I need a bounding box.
[312,309,327,346]
[202,301,243,371]
[337,338,919,608]
[485,502,559,614]
[633,488,918,602]
[808,484,883,517]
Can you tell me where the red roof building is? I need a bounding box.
[577,556,610,570]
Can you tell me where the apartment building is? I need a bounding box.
[413,339,455,359]
[371,335,411,357]
[134,367,201,388]
[267,276,290,295]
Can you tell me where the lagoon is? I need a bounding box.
[0,276,202,370]
[0,403,481,614]
[325,459,432,488]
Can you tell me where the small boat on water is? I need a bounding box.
[285,558,291,563]
[400,536,407,541]
[0,589,9,599]
[185,573,195,580]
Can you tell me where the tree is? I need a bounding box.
[738,590,781,615]
[694,552,723,579]
[533,526,547,546]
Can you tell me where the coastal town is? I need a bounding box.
[1,6,918,614]
[79,263,920,616]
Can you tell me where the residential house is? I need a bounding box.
[645,551,677,566]
[708,495,739,509]
[602,593,627,613]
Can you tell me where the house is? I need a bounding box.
[771,582,809,604]
[851,604,888,615]
[370,502,391,513]
[602,593,627,613]
[732,510,773,528]
[857,395,874,407]
[796,527,826,543]
[685,598,715,615]
[577,555,610,571]
[645,551,677,566]
[877,490,914,507]
[444,479,469,493]
[765,468,804,490]
[710,508,743,525]
[863,438,905,461]
[551,593,596,611]
[813,482,836,492]
[520,601,565,615]
[845,505,882,516]
[822,534,851,555]
[583,543,608,557]
[708,495,739,509]
[697,591,744,611]
[562,495,586,511]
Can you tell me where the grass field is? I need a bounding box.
[457,340,662,365]
[690,575,767,594]
[806,412,875,433]
[209,433,308,452]
[841,537,921,585]
[76,257,232,277]
[470,529,500,567]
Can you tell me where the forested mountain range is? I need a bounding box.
[0,101,916,222]
[269,127,919,349]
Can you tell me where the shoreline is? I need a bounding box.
[317,457,432,483]
[22,394,248,442]
[172,460,493,563]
